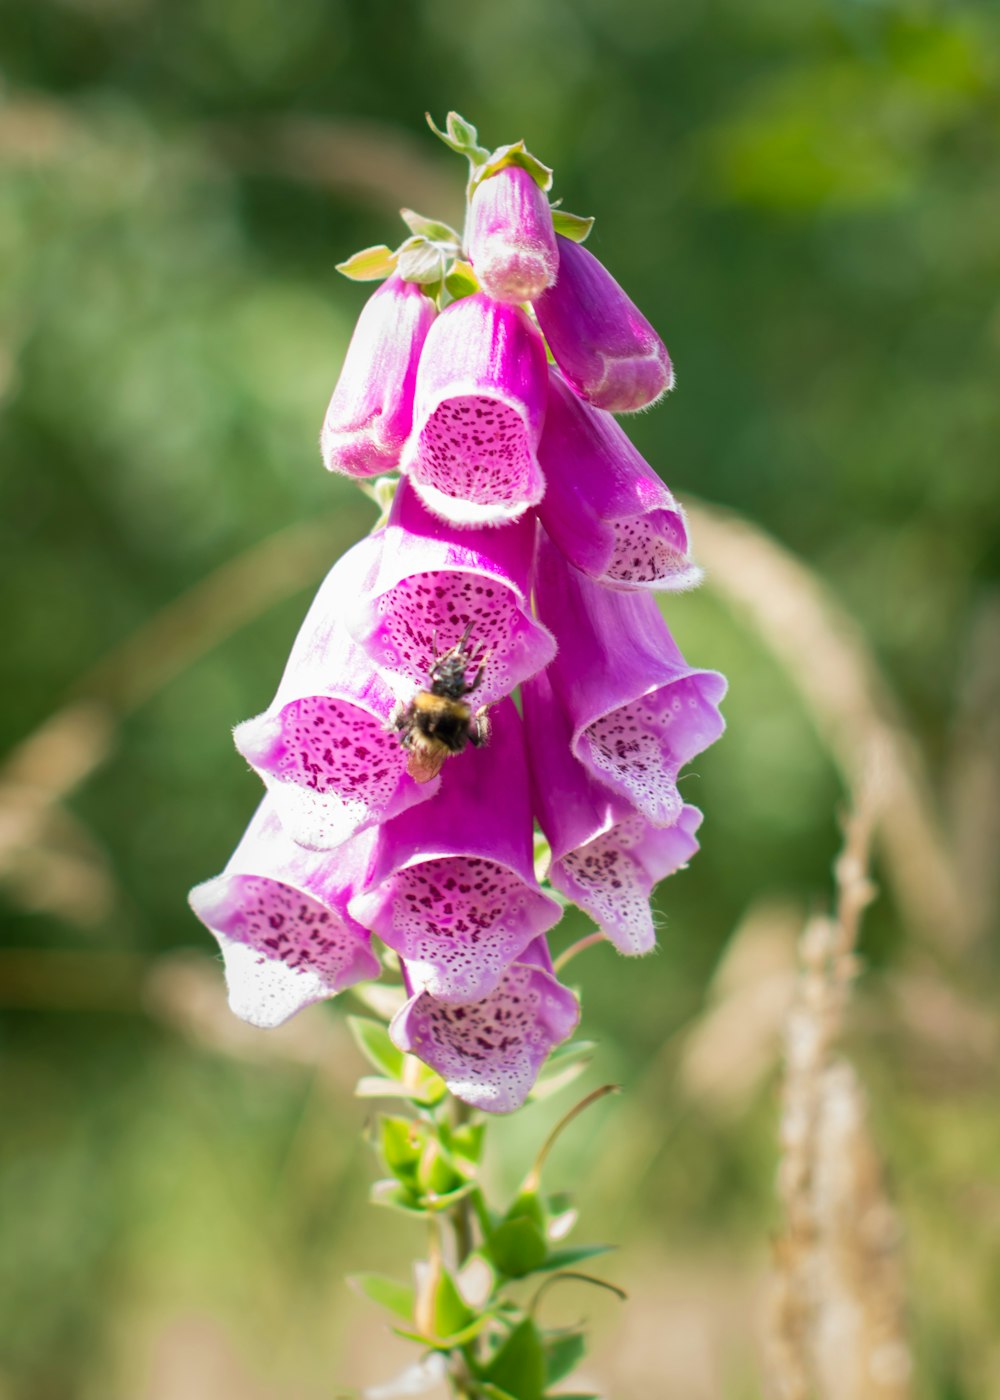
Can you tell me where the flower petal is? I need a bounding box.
[535,532,726,827]
[390,950,579,1114]
[346,478,555,706]
[189,803,379,1028]
[350,699,562,1003]
[402,294,547,525]
[234,536,438,849]
[321,273,436,477]
[534,235,672,413]
[538,369,700,591]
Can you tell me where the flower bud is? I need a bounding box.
[320,273,436,477]
[467,165,558,304]
[534,235,673,413]
[402,293,547,525]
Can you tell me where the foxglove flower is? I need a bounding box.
[466,165,558,303]
[401,293,547,526]
[538,368,699,591]
[534,234,673,413]
[390,936,579,1114]
[321,273,436,477]
[535,531,726,828]
[524,666,702,955]
[346,476,554,706]
[349,700,562,1004]
[189,802,379,1029]
[233,536,438,850]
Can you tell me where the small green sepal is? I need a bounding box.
[426,111,490,167]
[486,1216,549,1278]
[551,209,595,242]
[445,259,479,301]
[400,208,462,244]
[396,235,451,286]
[543,1328,587,1385]
[347,1016,405,1080]
[336,243,398,281]
[480,1318,547,1400]
[476,140,554,193]
[349,1272,415,1322]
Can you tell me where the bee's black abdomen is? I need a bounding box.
[412,691,472,753]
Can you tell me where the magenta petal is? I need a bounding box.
[320,273,436,477]
[402,294,548,525]
[535,532,727,828]
[538,370,700,591]
[390,955,580,1114]
[534,236,673,413]
[467,166,558,304]
[349,700,562,1003]
[346,477,555,706]
[188,802,379,1029]
[523,667,702,954]
[234,536,438,848]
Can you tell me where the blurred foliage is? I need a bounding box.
[1,0,998,1397]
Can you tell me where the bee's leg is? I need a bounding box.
[387,701,409,738]
[467,648,491,693]
[469,705,492,748]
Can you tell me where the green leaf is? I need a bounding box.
[430,1260,475,1340]
[400,208,461,244]
[444,260,479,301]
[355,1075,438,1102]
[396,236,449,285]
[537,1244,615,1273]
[369,1180,426,1217]
[487,1216,549,1278]
[479,1387,519,1400]
[335,243,398,281]
[349,1272,414,1322]
[380,1115,424,1183]
[393,1312,492,1350]
[543,1329,586,1385]
[401,1057,448,1106]
[417,1137,462,1197]
[347,1016,405,1080]
[551,210,595,242]
[482,1319,547,1400]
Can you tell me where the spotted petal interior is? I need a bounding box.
[555,814,657,956]
[580,678,719,826]
[411,395,542,509]
[197,874,378,1028]
[391,961,579,1114]
[366,568,552,704]
[360,856,558,1003]
[604,510,697,588]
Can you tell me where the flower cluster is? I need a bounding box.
[190,115,726,1114]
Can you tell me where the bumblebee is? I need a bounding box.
[389,624,491,783]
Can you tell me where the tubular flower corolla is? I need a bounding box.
[349,700,562,1004]
[233,536,439,850]
[467,165,559,304]
[533,234,673,413]
[401,293,548,526]
[189,801,379,1029]
[321,273,436,477]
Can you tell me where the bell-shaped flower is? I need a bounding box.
[535,532,727,828]
[524,666,702,956]
[533,235,673,413]
[233,536,438,850]
[538,369,699,591]
[466,165,559,304]
[320,273,436,477]
[389,936,579,1114]
[188,801,379,1030]
[346,476,555,706]
[349,700,562,1004]
[401,293,548,525]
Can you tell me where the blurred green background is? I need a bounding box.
[2,1,999,1396]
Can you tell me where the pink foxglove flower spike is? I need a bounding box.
[466,164,559,303]
[345,476,555,707]
[320,272,436,477]
[524,666,702,956]
[349,700,562,1004]
[538,367,700,591]
[233,536,439,850]
[535,530,727,828]
[188,801,379,1029]
[390,936,579,1114]
[534,233,673,413]
[402,292,548,526]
